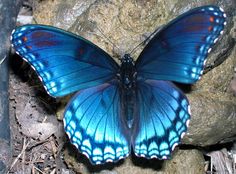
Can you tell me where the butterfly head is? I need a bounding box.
[118,54,137,89]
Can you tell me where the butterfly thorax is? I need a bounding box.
[118,54,137,90]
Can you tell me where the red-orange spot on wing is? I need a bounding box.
[183,25,204,32]
[184,16,205,23]
[26,45,32,49]
[209,16,214,23]
[31,31,54,39]
[79,48,84,55]
[208,26,213,31]
[35,41,58,47]
[22,36,28,42]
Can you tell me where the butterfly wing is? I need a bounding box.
[64,82,130,164]
[136,5,226,84]
[132,80,190,159]
[11,24,119,97]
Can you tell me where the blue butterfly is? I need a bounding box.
[11,5,226,164]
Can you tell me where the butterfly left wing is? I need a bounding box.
[132,80,190,159]
[135,5,226,84]
[64,82,130,164]
[11,25,119,97]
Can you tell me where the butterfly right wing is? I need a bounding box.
[135,6,226,84]
[64,82,130,164]
[11,24,119,97]
[132,80,190,159]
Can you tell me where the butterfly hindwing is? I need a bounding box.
[11,25,119,97]
[64,82,130,164]
[133,80,190,159]
[136,5,226,84]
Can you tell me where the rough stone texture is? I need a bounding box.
[29,0,236,172]
[185,48,236,145]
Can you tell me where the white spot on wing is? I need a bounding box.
[188,105,191,115]
[219,7,224,12]
[162,156,167,159]
[208,48,212,54]
[186,119,190,127]
[208,7,214,11]
[31,66,36,71]
[11,29,15,36]
[63,118,66,128]
[82,152,89,158]
[96,161,101,165]
[106,159,113,163]
[150,155,157,159]
[20,26,28,31]
[214,38,219,43]
[66,131,71,139]
[171,143,178,151]
[38,76,43,82]
[181,132,186,139]
[118,156,124,159]
[73,142,79,149]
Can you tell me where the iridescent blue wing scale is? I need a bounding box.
[136,5,226,84]
[132,80,190,159]
[11,25,119,97]
[64,82,130,164]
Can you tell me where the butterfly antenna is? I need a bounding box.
[129,25,164,55]
[89,21,121,56]
[32,17,38,24]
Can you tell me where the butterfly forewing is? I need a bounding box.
[11,25,119,97]
[136,5,226,84]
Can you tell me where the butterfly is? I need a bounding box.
[11,5,226,165]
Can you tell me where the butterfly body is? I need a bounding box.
[11,5,226,164]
